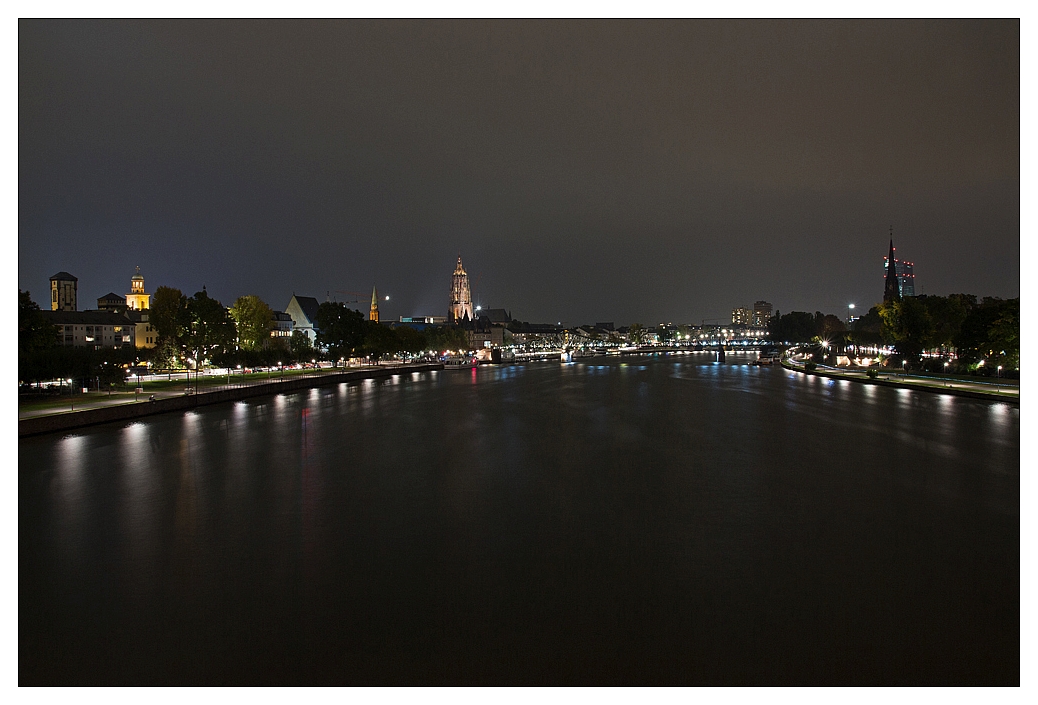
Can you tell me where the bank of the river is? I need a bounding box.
[782,356,1018,403]
[18,362,444,437]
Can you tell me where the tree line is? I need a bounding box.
[19,288,473,385]
[768,294,1018,375]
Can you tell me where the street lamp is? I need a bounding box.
[944,360,950,386]
[67,378,73,411]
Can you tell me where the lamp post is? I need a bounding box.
[944,360,950,387]
[997,365,1002,392]
[67,378,73,411]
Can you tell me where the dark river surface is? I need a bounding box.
[19,353,1019,685]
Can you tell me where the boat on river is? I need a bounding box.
[442,356,478,370]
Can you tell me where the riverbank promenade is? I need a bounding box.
[782,354,1018,403]
[19,362,444,436]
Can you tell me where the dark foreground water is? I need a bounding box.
[20,353,1019,684]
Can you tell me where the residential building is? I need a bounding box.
[732,307,753,325]
[271,311,294,343]
[43,310,136,349]
[50,272,78,311]
[125,310,157,349]
[752,301,773,327]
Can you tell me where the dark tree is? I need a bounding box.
[19,290,59,382]
[185,289,235,365]
[150,286,189,343]
[316,302,366,359]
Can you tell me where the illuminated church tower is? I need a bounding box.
[126,266,150,310]
[369,285,380,323]
[449,256,473,323]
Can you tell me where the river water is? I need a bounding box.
[19,353,1019,684]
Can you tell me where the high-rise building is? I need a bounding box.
[448,256,473,323]
[752,301,773,327]
[49,272,78,311]
[883,237,914,299]
[369,285,380,323]
[732,307,753,325]
[126,266,150,310]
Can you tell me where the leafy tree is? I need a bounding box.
[151,286,189,343]
[627,323,646,344]
[769,311,816,343]
[878,297,934,364]
[19,290,61,383]
[316,302,366,359]
[394,326,426,355]
[955,297,1019,370]
[290,330,313,361]
[362,320,400,361]
[848,306,885,347]
[184,289,235,366]
[229,294,274,351]
[424,325,471,352]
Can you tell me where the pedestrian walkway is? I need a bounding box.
[783,356,1018,400]
[18,366,387,420]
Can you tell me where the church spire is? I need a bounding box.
[369,285,380,323]
[884,230,901,302]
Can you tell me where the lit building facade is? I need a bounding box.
[370,286,380,323]
[126,266,150,310]
[732,307,752,325]
[448,256,473,323]
[50,272,78,311]
[752,300,773,327]
[883,251,915,298]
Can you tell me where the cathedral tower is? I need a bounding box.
[370,285,380,323]
[449,256,473,323]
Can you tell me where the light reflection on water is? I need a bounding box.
[19,356,1020,684]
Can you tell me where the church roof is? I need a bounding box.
[50,271,77,281]
[287,295,320,325]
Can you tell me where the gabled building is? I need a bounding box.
[285,295,321,344]
[97,292,127,312]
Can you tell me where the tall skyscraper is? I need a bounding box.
[752,300,773,327]
[449,256,473,323]
[369,285,380,323]
[883,236,914,300]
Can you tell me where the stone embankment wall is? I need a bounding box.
[19,363,444,438]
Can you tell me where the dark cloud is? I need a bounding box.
[19,19,1019,323]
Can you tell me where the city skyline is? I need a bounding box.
[19,20,1019,324]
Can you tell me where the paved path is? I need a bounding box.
[784,357,1018,399]
[18,367,390,420]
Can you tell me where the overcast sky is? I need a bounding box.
[18,19,1019,325]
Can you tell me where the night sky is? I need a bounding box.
[18,20,1019,325]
